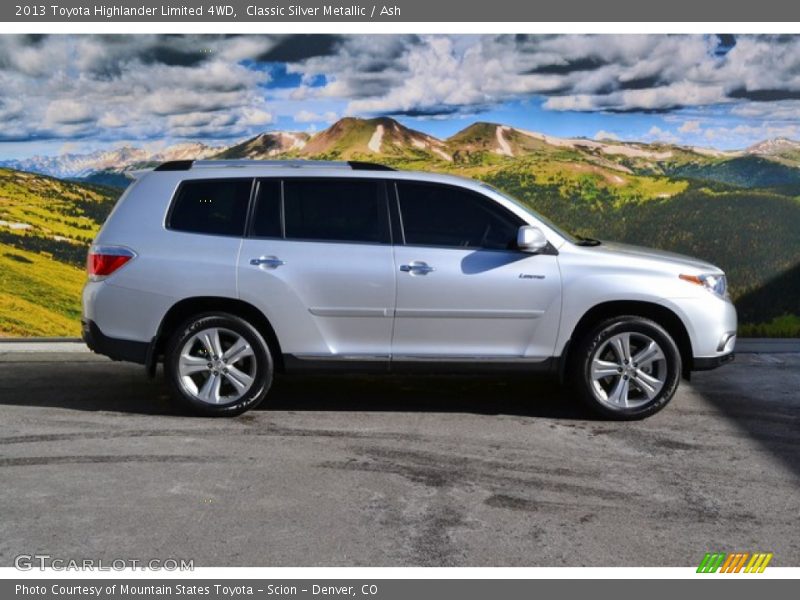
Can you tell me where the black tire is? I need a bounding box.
[570,316,681,420]
[165,312,273,417]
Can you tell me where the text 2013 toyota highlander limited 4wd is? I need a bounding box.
[82,160,736,418]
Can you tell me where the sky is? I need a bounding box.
[1,34,800,159]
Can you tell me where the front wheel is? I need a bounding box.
[572,316,682,420]
[165,313,274,416]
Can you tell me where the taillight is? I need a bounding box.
[87,245,136,280]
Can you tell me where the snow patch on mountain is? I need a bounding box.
[495,126,513,157]
[368,125,384,153]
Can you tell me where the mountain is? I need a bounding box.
[448,121,681,159]
[745,137,800,167]
[746,137,800,156]
[0,141,221,180]
[298,116,451,161]
[443,122,727,179]
[1,147,150,179]
[447,122,553,161]
[6,115,800,188]
[213,132,310,159]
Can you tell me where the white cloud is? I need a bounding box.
[544,95,598,111]
[238,108,274,127]
[44,100,93,125]
[289,35,733,115]
[167,112,235,129]
[0,35,277,142]
[678,120,702,134]
[594,130,620,141]
[97,113,125,128]
[730,100,800,121]
[4,34,800,148]
[702,123,800,143]
[294,110,338,123]
[644,126,679,144]
[283,34,800,118]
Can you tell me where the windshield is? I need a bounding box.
[479,183,578,244]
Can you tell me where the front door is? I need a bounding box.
[391,181,561,360]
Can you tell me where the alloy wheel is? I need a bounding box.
[177,327,257,405]
[589,332,667,409]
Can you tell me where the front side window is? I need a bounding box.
[168,179,252,236]
[283,179,387,243]
[397,182,522,250]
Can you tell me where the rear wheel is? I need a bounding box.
[572,316,681,420]
[165,313,273,416]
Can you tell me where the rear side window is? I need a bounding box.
[282,179,387,243]
[251,179,282,238]
[168,179,252,236]
[397,182,522,250]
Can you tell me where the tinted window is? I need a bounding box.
[283,179,386,243]
[251,179,282,238]
[397,182,522,250]
[169,179,252,236]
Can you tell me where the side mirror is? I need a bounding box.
[517,225,548,253]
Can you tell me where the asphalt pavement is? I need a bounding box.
[0,350,798,567]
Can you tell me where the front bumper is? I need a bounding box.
[676,291,737,371]
[82,319,150,365]
[693,352,735,371]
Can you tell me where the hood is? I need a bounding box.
[586,240,721,273]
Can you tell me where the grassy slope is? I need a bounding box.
[0,242,86,336]
[665,155,800,189]
[0,168,118,336]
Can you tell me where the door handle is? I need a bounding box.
[400,261,435,275]
[250,256,285,269]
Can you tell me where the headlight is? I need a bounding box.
[679,273,728,298]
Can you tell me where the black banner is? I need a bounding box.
[4,579,798,600]
[4,0,800,22]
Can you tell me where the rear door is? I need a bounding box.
[238,177,396,361]
[391,181,562,360]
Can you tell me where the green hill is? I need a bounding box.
[665,155,800,191]
[72,170,133,190]
[0,168,119,336]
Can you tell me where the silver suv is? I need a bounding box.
[82,159,736,419]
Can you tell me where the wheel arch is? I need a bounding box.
[149,296,284,376]
[559,300,694,382]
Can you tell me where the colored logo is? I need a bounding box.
[697,552,773,573]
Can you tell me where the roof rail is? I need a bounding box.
[152,159,396,171]
[347,161,396,171]
[154,160,194,171]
